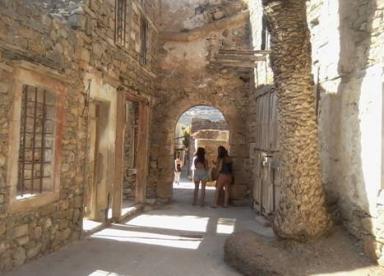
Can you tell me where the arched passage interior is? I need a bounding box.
[148,96,250,203]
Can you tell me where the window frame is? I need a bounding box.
[17,85,57,198]
[261,15,270,51]
[7,63,66,213]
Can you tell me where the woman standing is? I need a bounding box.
[192,147,209,206]
[174,154,183,185]
[213,146,233,208]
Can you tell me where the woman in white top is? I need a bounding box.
[174,155,183,185]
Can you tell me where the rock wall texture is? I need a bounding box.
[191,118,229,134]
[308,0,384,263]
[148,0,252,201]
[0,0,159,271]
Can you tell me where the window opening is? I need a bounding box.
[261,15,270,51]
[139,16,148,65]
[115,0,128,47]
[18,85,56,198]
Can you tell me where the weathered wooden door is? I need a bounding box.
[252,89,280,218]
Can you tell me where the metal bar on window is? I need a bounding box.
[30,87,39,193]
[115,0,127,47]
[140,17,148,64]
[39,90,47,193]
[123,0,126,47]
[19,86,29,196]
[18,85,55,197]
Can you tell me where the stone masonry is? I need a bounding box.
[1,0,384,272]
[308,0,384,263]
[148,0,252,201]
[0,0,159,271]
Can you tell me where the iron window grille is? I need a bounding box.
[17,85,56,198]
[115,0,128,47]
[139,16,148,65]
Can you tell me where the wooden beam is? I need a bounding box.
[112,92,126,221]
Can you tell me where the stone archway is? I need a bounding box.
[148,95,249,202]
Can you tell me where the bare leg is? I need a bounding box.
[224,183,230,207]
[213,178,223,208]
[193,181,199,205]
[223,175,232,207]
[200,180,206,207]
[175,172,181,185]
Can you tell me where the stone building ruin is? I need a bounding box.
[0,0,383,273]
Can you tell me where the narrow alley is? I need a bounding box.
[4,182,272,276]
[1,0,384,274]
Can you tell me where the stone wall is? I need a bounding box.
[0,1,85,270]
[0,0,159,271]
[248,0,384,244]
[193,130,230,168]
[191,118,229,133]
[148,0,252,201]
[308,0,384,262]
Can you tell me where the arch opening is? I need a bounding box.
[173,105,230,201]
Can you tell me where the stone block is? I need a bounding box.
[0,242,9,255]
[16,236,29,246]
[12,247,26,266]
[26,245,41,259]
[59,228,71,241]
[68,13,86,30]
[33,227,42,240]
[213,10,225,20]
[45,218,52,229]
[14,224,29,238]
[0,82,9,93]
[230,185,248,200]
[0,223,5,236]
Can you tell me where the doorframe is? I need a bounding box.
[112,91,151,221]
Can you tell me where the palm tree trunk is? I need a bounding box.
[262,0,331,240]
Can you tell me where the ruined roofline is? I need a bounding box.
[160,10,249,42]
[192,129,230,135]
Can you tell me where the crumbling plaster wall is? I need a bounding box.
[0,0,159,271]
[248,0,384,255]
[148,0,252,201]
[308,0,384,261]
[159,0,248,32]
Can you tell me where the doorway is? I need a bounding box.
[83,100,113,231]
[122,100,139,214]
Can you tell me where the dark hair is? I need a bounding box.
[218,146,228,159]
[194,147,206,166]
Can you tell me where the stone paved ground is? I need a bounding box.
[4,182,273,276]
[5,181,383,276]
